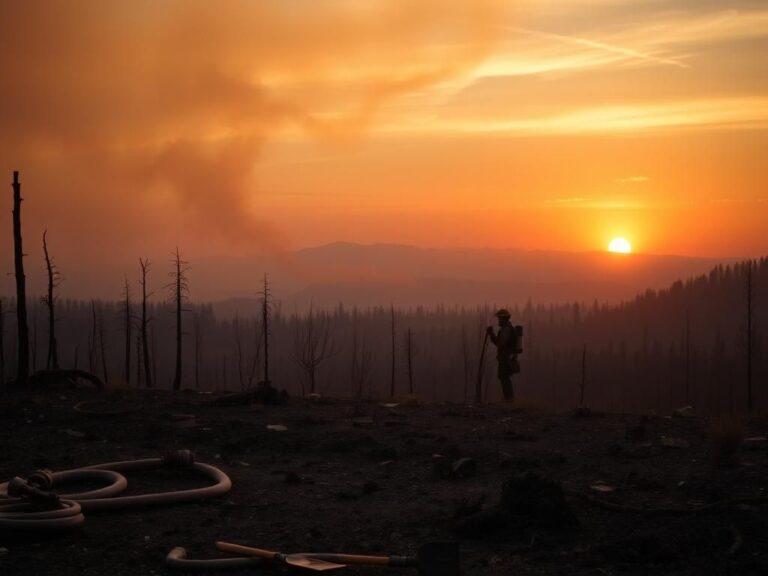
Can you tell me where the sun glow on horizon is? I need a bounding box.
[608,237,632,254]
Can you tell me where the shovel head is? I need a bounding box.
[285,554,346,572]
[417,542,460,576]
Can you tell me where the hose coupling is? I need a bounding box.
[27,469,54,490]
[7,476,61,509]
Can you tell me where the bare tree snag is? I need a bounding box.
[193,311,201,390]
[461,324,469,403]
[261,274,271,385]
[390,304,396,398]
[42,230,61,370]
[167,247,189,391]
[122,278,132,386]
[88,300,97,374]
[12,171,29,384]
[234,314,245,390]
[293,306,337,395]
[135,331,143,388]
[248,317,263,388]
[350,318,374,399]
[580,344,587,407]
[99,307,109,387]
[0,299,5,384]
[139,258,153,388]
[746,261,754,413]
[31,307,38,372]
[406,327,415,396]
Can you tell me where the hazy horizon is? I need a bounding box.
[0,239,748,309]
[2,1,767,270]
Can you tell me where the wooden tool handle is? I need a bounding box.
[216,541,278,560]
[305,553,392,566]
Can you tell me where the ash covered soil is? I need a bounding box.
[1,389,767,575]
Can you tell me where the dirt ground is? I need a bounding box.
[1,388,767,575]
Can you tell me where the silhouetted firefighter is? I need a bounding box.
[12,171,30,385]
[486,309,522,402]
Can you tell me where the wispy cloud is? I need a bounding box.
[469,8,768,80]
[386,97,768,135]
[509,26,690,69]
[547,197,646,209]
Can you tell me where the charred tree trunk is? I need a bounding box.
[0,299,5,384]
[42,231,60,370]
[580,344,587,407]
[684,310,691,406]
[139,258,153,388]
[88,300,97,374]
[262,274,271,385]
[151,323,158,387]
[406,328,414,396]
[390,305,396,398]
[122,279,132,386]
[99,310,109,387]
[12,171,29,384]
[293,307,337,395]
[461,325,469,403]
[135,331,143,388]
[193,312,201,390]
[475,332,489,404]
[31,308,38,372]
[746,270,753,413]
[235,314,245,390]
[168,247,189,391]
[247,317,263,388]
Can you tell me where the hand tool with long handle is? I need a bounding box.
[475,331,490,404]
[216,541,345,572]
[217,541,460,576]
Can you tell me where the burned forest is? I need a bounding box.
[1,170,767,576]
[2,2,768,573]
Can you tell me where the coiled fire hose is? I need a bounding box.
[0,450,231,532]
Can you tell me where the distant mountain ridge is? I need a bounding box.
[210,242,738,316]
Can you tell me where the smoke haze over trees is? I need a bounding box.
[2,258,765,416]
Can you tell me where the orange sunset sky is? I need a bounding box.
[1,0,767,291]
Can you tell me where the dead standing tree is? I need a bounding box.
[193,311,201,390]
[0,299,5,383]
[405,327,416,396]
[121,279,132,386]
[12,171,29,385]
[167,247,190,391]
[350,319,374,398]
[745,261,755,413]
[293,306,337,395]
[88,300,97,374]
[139,258,153,388]
[42,231,61,370]
[260,274,272,386]
[461,325,470,403]
[390,305,396,398]
[99,307,110,387]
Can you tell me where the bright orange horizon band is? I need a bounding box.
[0,0,765,302]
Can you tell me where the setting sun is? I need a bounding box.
[608,238,632,254]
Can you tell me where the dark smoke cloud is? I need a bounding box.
[0,0,505,275]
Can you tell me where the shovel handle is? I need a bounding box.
[216,541,279,560]
[305,553,410,567]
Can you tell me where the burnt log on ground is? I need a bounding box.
[209,381,288,407]
[7,369,105,391]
